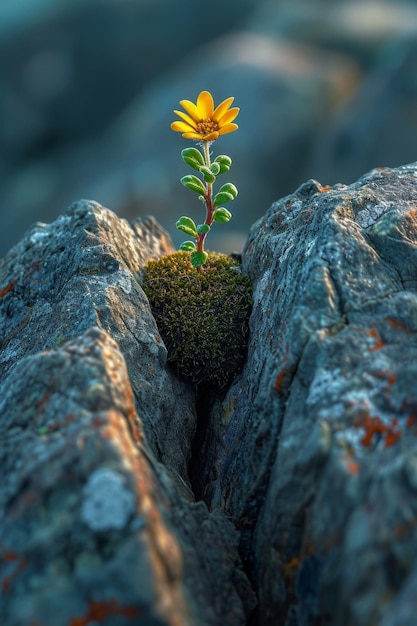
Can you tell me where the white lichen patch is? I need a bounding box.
[306,367,343,407]
[81,468,135,531]
[278,237,295,263]
[356,203,393,228]
[28,225,49,245]
[89,268,133,294]
[305,238,317,258]
[254,268,272,315]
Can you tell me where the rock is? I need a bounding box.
[0,200,194,478]
[3,161,417,625]
[0,200,254,625]
[196,161,417,625]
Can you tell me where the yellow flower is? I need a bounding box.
[171,90,239,142]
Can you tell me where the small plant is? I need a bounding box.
[141,91,251,389]
[170,90,239,270]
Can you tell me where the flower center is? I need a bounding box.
[196,117,219,137]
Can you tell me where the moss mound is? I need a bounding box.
[142,251,252,388]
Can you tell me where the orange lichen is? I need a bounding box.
[70,599,141,626]
[275,343,290,393]
[384,420,402,448]
[373,370,396,388]
[360,413,402,448]
[0,280,16,298]
[46,413,76,433]
[368,327,385,351]
[407,415,417,429]
[342,454,360,475]
[318,184,332,192]
[281,556,301,586]
[385,317,412,333]
[0,548,27,592]
[36,392,51,411]
[275,368,287,393]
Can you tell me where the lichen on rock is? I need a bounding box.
[141,251,252,389]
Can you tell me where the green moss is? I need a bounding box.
[142,251,252,388]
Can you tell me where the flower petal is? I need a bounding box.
[173,109,198,129]
[171,121,195,133]
[179,99,200,121]
[182,131,204,140]
[202,131,219,141]
[218,123,239,136]
[213,97,234,121]
[217,107,240,126]
[197,91,214,118]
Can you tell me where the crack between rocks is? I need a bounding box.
[187,388,219,503]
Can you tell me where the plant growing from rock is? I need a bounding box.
[142,91,251,388]
[170,90,240,270]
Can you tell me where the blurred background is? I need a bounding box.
[1,0,417,258]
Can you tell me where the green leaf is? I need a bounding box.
[197,223,210,235]
[213,208,232,223]
[176,216,198,237]
[210,162,221,175]
[199,166,216,184]
[190,250,208,268]
[180,175,206,195]
[181,147,205,171]
[214,155,232,173]
[180,240,196,251]
[218,182,238,198]
[213,191,234,206]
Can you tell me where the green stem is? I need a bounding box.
[196,141,215,265]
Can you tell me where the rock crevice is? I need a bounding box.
[2,163,417,625]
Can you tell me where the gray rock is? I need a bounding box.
[0,200,194,479]
[3,161,417,625]
[0,200,254,625]
[197,162,417,625]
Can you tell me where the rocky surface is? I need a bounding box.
[199,161,417,625]
[0,201,254,626]
[3,161,417,625]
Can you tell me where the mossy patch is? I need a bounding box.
[142,251,252,388]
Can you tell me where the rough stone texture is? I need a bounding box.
[3,161,417,625]
[198,161,417,625]
[0,201,253,626]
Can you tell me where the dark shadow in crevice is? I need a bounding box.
[187,386,222,503]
